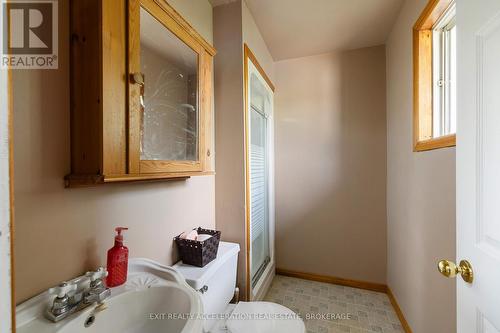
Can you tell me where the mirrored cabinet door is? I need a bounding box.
[66,0,215,186]
[128,0,214,174]
[140,6,199,163]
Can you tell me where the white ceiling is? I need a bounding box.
[212,0,404,61]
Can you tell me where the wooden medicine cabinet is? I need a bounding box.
[66,0,216,187]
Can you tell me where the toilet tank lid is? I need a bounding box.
[173,241,240,290]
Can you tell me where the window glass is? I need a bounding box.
[432,2,456,138]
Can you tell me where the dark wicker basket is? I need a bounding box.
[174,227,221,267]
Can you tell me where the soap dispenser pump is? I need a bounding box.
[106,227,129,287]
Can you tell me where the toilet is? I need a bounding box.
[173,241,305,333]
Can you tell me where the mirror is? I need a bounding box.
[140,7,199,162]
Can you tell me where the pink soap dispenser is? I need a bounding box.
[106,227,129,287]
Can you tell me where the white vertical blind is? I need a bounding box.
[249,69,272,289]
[249,104,270,284]
[250,142,266,242]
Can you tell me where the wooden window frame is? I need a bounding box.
[413,0,456,152]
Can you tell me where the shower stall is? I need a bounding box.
[245,47,275,300]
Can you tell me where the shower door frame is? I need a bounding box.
[244,44,275,301]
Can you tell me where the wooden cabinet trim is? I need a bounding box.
[67,0,216,187]
[127,0,142,174]
[64,171,217,187]
[128,0,214,175]
[140,160,203,173]
[102,0,128,175]
[69,0,104,175]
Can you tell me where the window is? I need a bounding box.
[413,0,456,151]
[432,3,456,138]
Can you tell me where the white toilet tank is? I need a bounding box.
[173,241,240,332]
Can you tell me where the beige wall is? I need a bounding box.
[274,46,387,284]
[213,0,247,298]
[214,0,275,299]
[13,0,215,304]
[241,0,274,82]
[167,0,213,45]
[386,0,456,332]
[241,0,276,299]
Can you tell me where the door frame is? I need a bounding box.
[243,44,275,301]
[1,58,15,332]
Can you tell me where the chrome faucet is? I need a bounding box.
[45,267,111,323]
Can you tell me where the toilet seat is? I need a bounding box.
[224,301,305,333]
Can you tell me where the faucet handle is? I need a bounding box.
[86,267,108,282]
[48,282,77,298]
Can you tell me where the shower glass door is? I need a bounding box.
[250,104,270,287]
[248,69,273,290]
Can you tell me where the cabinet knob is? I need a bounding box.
[130,72,145,86]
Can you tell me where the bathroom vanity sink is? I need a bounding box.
[16,259,203,333]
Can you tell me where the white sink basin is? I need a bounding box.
[16,259,203,333]
[57,285,193,333]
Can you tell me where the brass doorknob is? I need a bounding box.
[437,259,474,283]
